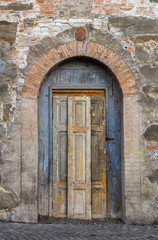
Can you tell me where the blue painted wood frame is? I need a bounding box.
[38,59,122,218]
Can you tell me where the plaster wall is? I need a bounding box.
[0,0,158,224]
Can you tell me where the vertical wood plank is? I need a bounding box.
[68,96,91,219]
[52,96,68,217]
[91,96,106,218]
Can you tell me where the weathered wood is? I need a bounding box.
[91,96,106,218]
[68,97,91,219]
[39,60,122,219]
[53,89,105,97]
[52,96,68,217]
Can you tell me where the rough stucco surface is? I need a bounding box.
[0,0,158,224]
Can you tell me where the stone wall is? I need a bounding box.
[0,0,158,223]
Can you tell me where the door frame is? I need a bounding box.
[21,40,140,223]
[48,84,109,217]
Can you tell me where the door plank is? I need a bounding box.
[53,89,105,97]
[91,96,106,218]
[68,96,91,219]
[52,96,68,217]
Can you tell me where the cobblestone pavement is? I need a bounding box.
[0,221,158,240]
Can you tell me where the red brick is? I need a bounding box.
[48,49,61,63]
[27,73,42,82]
[54,46,67,60]
[117,69,131,78]
[22,86,39,99]
[36,0,44,3]
[24,41,137,99]
[93,44,105,60]
[44,49,59,63]
[146,146,156,150]
[119,75,134,87]
[100,48,112,63]
[104,53,119,67]
[121,79,135,89]
[87,42,98,57]
[111,59,125,74]
[71,41,77,56]
[108,55,122,71]
[34,62,48,74]
[65,42,76,57]
[59,45,70,59]
[39,55,53,69]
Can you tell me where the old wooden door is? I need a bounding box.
[39,60,122,219]
[52,90,106,219]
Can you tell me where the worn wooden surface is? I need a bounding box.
[91,96,106,218]
[68,97,91,219]
[52,92,107,219]
[39,60,122,218]
[52,96,68,217]
[53,89,105,97]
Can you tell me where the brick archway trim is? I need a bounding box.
[21,40,141,223]
[23,41,137,99]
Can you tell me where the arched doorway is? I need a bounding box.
[38,57,122,219]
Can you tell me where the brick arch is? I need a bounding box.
[21,40,140,223]
[23,41,137,99]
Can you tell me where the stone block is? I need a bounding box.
[144,124,158,142]
[142,84,158,100]
[0,124,6,138]
[0,42,10,60]
[54,0,93,16]
[0,209,11,221]
[135,46,149,61]
[0,84,9,100]
[0,60,17,82]
[0,3,33,11]
[146,160,158,184]
[109,17,158,35]
[24,19,34,28]
[3,103,12,122]
[140,65,158,83]
[0,21,17,43]
[0,186,19,210]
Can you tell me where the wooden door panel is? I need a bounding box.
[73,133,86,182]
[73,190,85,216]
[68,97,91,219]
[72,102,86,126]
[58,132,67,182]
[91,96,106,218]
[92,189,102,215]
[91,132,101,182]
[53,96,68,218]
[57,188,67,215]
[59,101,68,125]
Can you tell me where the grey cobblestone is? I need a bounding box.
[0,222,158,240]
